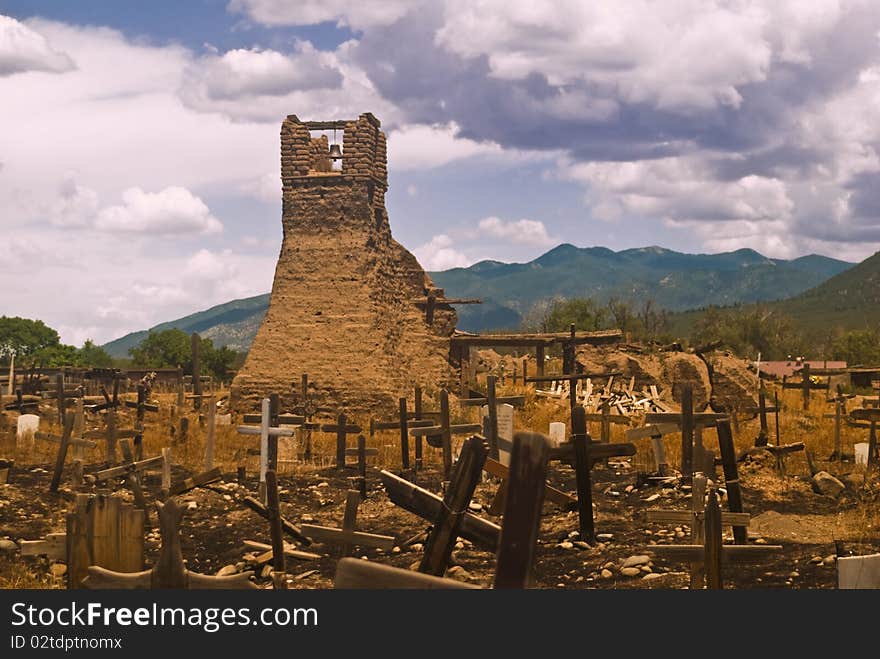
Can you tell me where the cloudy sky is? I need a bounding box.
[2,1,880,346]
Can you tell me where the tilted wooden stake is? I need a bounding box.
[716,419,748,544]
[419,435,489,576]
[494,432,549,588]
[265,470,286,589]
[380,469,500,551]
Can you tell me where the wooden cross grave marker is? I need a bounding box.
[237,397,295,504]
[370,397,434,472]
[82,406,138,467]
[34,411,95,491]
[344,435,377,499]
[781,362,829,411]
[301,489,395,557]
[3,389,39,414]
[584,399,632,444]
[824,385,857,461]
[737,386,804,477]
[335,431,550,589]
[82,497,257,589]
[419,435,489,576]
[369,387,440,472]
[322,413,363,471]
[459,374,525,460]
[409,388,481,478]
[40,372,84,425]
[647,485,781,589]
[289,374,335,460]
[550,406,636,544]
[380,466,501,553]
[644,384,730,480]
[646,473,752,588]
[123,383,159,461]
[87,438,167,520]
[850,407,880,473]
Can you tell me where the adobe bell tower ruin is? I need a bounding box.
[230,113,458,412]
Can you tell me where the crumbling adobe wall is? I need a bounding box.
[230,113,457,413]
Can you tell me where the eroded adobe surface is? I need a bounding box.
[231,113,457,413]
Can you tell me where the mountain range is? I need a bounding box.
[101,244,857,358]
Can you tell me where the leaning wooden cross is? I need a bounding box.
[40,373,83,425]
[321,413,363,471]
[301,489,395,557]
[624,423,679,477]
[83,497,256,589]
[824,385,855,461]
[409,389,481,478]
[35,411,95,491]
[88,438,166,518]
[335,431,550,589]
[647,486,781,589]
[781,362,829,411]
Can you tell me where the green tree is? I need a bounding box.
[128,329,240,382]
[830,329,880,366]
[0,316,60,359]
[542,298,607,332]
[78,340,114,368]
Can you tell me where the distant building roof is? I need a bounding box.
[756,360,847,379]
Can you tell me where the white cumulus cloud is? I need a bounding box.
[413,234,471,270]
[95,187,222,234]
[0,15,75,76]
[227,0,420,30]
[477,216,556,246]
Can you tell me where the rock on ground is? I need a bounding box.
[812,471,845,497]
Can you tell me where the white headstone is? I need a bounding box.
[854,442,869,466]
[549,422,566,448]
[16,414,39,449]
[481,403,516,467]
[838,553,880,589]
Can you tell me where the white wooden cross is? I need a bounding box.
[237,398,296,504]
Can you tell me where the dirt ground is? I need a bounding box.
[1,383,878,590]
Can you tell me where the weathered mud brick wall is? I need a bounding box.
[231,113,457,413]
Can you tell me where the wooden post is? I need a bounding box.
[571,406,595,543]
[419,435,488,576]
[487,375,500,460]
[690,474,707,589]
[205,394,215,471]
[336,413,348,469]
[55,372,65,426]
[494,432,549,589]
[802,362,811,411]
[178,416,189,444]
[756,388,769,447]
[6,352,13,396]
[704,487,723,589]
[681,384,694,480]
[774,389,781,446]
[440,389,453,479]
[134,383,145,461]
[268,393,280,474]
[414,387,423,470]
[399,397,410,469]
[716,419,747,544]
[119,438,148,513]
[535,345,545,378]
[357,435,367,500]
[265,470,286,589]
[49,412,75,493]
[176,366,184,407]
[301,374,312,460]
[459,345,470,398]
[191,332,202,411]
[106,408,118,465]
[161,448,172,499]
